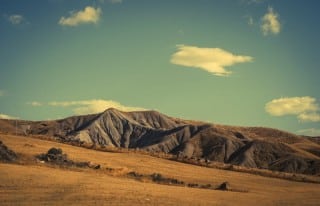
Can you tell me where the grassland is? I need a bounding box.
[1,134,320,205]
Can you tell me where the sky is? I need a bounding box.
[1,0,320,136]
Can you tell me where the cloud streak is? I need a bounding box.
[109,0,123,3]
[298,113,320,122]
[99,0,123,3]
[0,113,19,120]
[242,0,265,4]
[261,7,281,35]
[170,45,253,76]
[265,96,320,122]
[59,6,102,26]
[48,99,145,115]
[28,101,42,106]
[296,128,320,137]
[247,16,254,25]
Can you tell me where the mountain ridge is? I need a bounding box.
[0,108,319,175]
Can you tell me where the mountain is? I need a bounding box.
[1,108,319,175]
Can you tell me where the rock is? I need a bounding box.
[94,164,101,169]
[217,181,230,190]
[47,147,63,156]
[0,140,17,162]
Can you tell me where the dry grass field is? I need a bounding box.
[1,134,320,205]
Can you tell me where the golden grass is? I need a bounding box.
[1,134,320,205]
[22,133,320,183]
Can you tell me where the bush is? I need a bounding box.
[36,147,100,169]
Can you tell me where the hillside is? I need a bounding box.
[1,134,320,205]
[1,108,320,175]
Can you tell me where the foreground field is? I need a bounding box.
[1,134,320,205]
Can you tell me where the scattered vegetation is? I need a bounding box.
[36,147,100,169]
[126,171,247,192]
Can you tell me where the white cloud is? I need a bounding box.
[59,6,102,26]
[265,97,318,116]
[28,101,42,106]
[0,113,19,120]
[261,7,281,35]
[7,14,25,25]
[48,99,145,115]
[296,128,320,137]
[265,96,320,122]
[170,45,253,76]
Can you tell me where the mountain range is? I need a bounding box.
[0,108,319,175]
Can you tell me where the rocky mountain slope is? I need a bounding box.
[1,108,319,175]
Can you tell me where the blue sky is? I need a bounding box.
[1,0,320,136]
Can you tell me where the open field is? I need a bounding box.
[1,134,320,205]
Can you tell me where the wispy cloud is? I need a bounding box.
[178,29,185,36]
[170,45,253,76]
[261,7,281,35]
[241,0,266,4]
[48,99,145,115]
[59,6,102,26]
[0,113,19,120]
[99,0,123,3]
[265,96,320,122]
[296,128,320,137]
[247,16,254,25]
[298,113,320,122]
[7,14,26,25]
[109,0,123,3]
[27,101,43,106]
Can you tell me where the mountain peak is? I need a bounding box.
[103,107,121,113]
